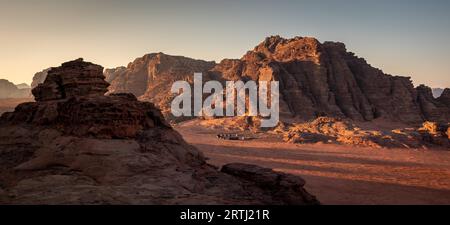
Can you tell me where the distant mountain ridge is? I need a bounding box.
[0,79,30,99]
[29,36,450,124]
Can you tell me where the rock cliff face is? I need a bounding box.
[437,89,450,106]
[31,68,50,89]
[0,59,318,204]
[103,36,449,124]
[212,36,448,124]
[416,85,450,123]
[0,79,30,99]
[106,53,215,117]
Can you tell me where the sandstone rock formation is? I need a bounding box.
[32,58,109,101]
[105,53,215,119]
[212,36,449,124]
[432,88,445,98]
[104,66,126,83]
[0,59,319,205]
[437,88,450,107]
[103,36,450,125]
[0,79,30,99]
[283,117,449,149]
[31,68,50,90]
[416,85,450,123]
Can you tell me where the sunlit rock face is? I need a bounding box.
[210,36,449,124]
[104,36,450,124]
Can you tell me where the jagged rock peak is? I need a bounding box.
[248,35,329,63]
[32,58,109,102]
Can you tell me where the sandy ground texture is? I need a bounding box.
[176,119,450,205]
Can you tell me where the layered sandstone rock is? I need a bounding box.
[416,85,450,123]
[0,59,318,205]
[106,53,216,118]
[436,88,450,107]
[104,66,126,83]
[103,36,449,125]
[31,68,50,89]
[15,83,30,89]
[32,58,109,101]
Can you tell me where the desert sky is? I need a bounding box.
[0,0,449,87]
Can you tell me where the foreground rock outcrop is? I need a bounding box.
[0,59,318,204]
[102,36,449,124]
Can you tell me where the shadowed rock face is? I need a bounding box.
[105,53,216,117]
[282,117,449,149]
[416,85,450,122]
[437,89,450,106]
[0,59,319,205]
[102,36,449,124]
[213,36,449,124]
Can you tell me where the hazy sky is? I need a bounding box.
[0,0,449,87]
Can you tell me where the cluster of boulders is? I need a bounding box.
[0,59,319,205]
[282,117,449,149]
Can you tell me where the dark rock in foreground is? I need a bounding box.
[0,59,318,205]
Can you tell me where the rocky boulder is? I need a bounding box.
[103,36,450,125]
[283,117,449,149]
